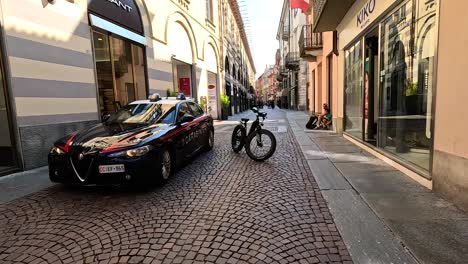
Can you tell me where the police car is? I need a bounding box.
[48,94,214,186]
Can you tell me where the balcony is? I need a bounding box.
[313,0,356,32]
[282,25,290,41]
[285,52,300,70]
[299,25,323,61]
[278,66,288,76]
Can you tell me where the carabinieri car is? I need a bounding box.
[48,94,214,186]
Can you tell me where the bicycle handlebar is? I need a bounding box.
[251,107,267,119]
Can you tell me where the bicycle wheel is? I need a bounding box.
[246,129,277,162]
[231,125,246,152]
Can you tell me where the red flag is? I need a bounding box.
[291,0,310,13]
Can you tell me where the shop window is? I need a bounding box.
[377,0,437,170]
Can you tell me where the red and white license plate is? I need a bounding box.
[99,165,125,174]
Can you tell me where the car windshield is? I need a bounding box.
[106,103,176,124]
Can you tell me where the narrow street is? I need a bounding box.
[0,109,352,264]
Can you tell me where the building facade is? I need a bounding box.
[220,0,256,116]
[0,0,254,174]
[276,0,308,111]
[311,0,468,211]
[255,66,278,104]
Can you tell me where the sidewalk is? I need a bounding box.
[285,110,468,264]
[0,166,54,204]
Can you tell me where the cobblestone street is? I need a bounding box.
[0,109,351,264]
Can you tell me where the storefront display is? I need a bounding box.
[343,0,438,171]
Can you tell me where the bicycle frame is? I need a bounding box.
[238,114,264,137]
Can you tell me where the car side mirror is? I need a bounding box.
[178,114,194,125]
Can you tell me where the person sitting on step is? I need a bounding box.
[313,103,330,130]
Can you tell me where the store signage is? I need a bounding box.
[88,0,143,35]
[106,0,133,12]
[208,84,218,119]
[357,0,376,28]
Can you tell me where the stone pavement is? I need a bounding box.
[0,108,352,264]
[285,110,468,264]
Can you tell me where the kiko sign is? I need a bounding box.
[357,0,376,28]
[88,0,143,34]
[106,0,133,12]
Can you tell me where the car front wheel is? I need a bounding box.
[158,148,172,185]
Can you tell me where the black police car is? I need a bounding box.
[48,94,214,186]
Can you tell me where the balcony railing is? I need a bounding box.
[282,25,290,41]
[285,52,300,70]
[278,66,288,76]
[299,25,323,59]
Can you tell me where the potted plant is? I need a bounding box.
[221,95,230,120]
[166,89,179,97]
[199,99,207,113]
[405,81,419,115]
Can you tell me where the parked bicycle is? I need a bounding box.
[231,107,277,161]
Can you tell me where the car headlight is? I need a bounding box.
[50,146,65,155]
[107,145,153,158]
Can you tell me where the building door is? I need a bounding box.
[0,42,18,174]
[172,59,193,97]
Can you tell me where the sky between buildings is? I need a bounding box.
[246,0,283,78]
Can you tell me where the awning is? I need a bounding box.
[313,0,356,32]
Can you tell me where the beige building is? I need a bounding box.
[311,0,468,211]
[0,0,254,173]
[299,13,339,130]
[277,0,309,111]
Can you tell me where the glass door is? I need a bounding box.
[344,40,364,139]
[364,28,379,145]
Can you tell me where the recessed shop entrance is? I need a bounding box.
[344,0,438,173]
[172,59,193,97]
[88,0,148,118]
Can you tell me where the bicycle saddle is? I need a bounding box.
[258,112,267,118]
[241,118,250,122]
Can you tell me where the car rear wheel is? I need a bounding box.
[204,129,214,151]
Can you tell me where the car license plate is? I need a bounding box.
[99,165,125,174]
